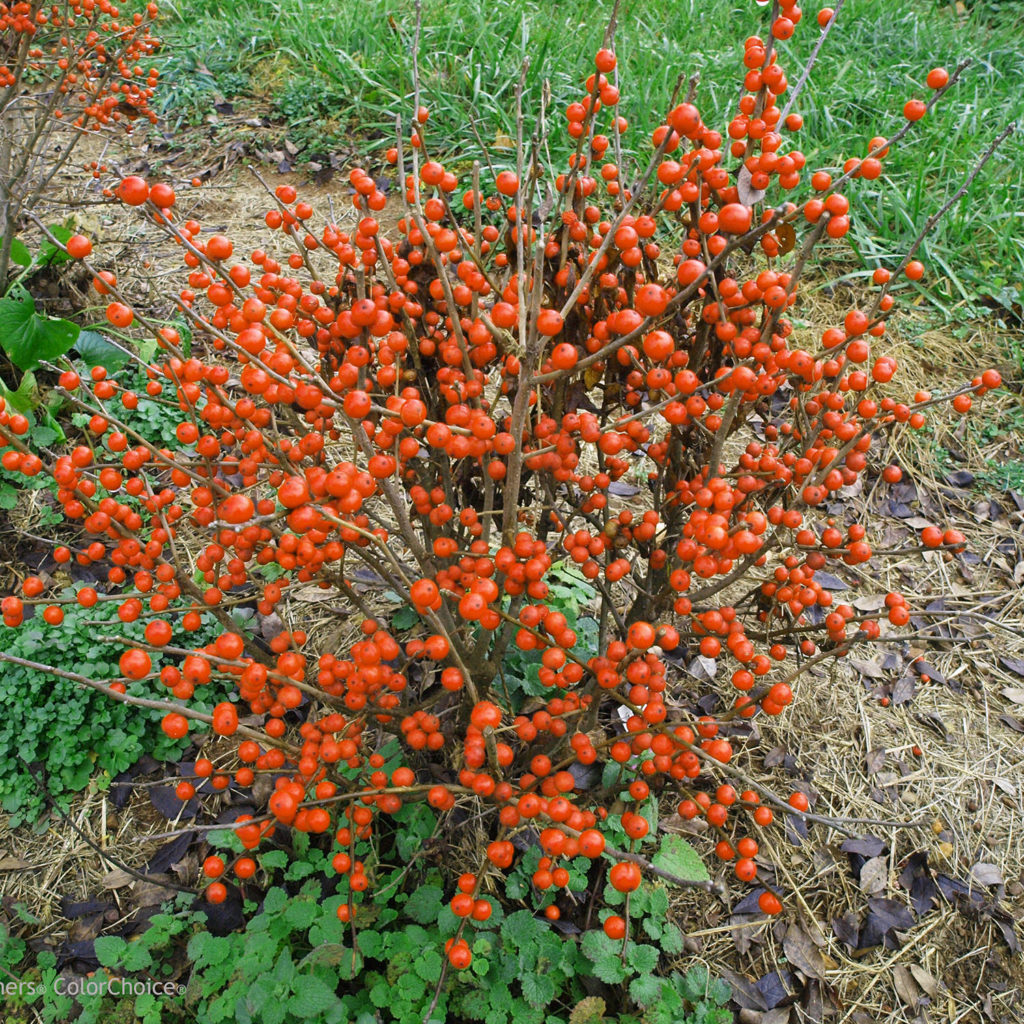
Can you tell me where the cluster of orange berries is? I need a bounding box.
[1,1,161,126]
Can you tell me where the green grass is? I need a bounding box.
[157,0,1023,306]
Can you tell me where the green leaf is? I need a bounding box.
[626,942,659,975]
[601,760,623,790]
[413,947,443,983]
[369,981,391,1008]
[74,330,131,371]
[262,887,288,915]
[93,935,127,967]
[289,975,339,1017]
[522,971,557,1008]
[356,929,384,959]
[120,938,155,971]
[8,239,31,268]
[403,884,443,924]
[1,370,38,413]
[629,973,665,1008]
[501,909,546,949]
[651,835,708,883]
[659,922,685,955]
[581,930,626,984]
[391,605,419,630]
[260,850,289,870]
[0,286,79,370]
[39,224,74,266]
[284,900,317,931]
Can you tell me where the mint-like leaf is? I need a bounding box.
[289,976,338,1018]
[651,834,709,883]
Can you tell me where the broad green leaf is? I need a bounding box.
[8,239,31,268]
[0,370,38,413]
[0,286,79,370]
[580,930,626,984]
[659,922,685,955]
[39,225,74,266]
[651,834,709,883]
[74,330,131,371]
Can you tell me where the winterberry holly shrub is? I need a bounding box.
[0,0,1012,1009]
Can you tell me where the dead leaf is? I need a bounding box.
[849,656,885,679]
[993,777,1018,797]
[493,132,514,151]
[859,856,888,894]
[102,868,134,889]
[892,674,916,705]
[777,222,796,255]
[737,165,767,206]
[1001,687,1024,705]
[892,964,922,1008]
[832,911,860,949]
[783,924,826,981]
[971,862,1004,887]
[909,964,941,997]
[0,858,31,870]
[132,880,175,907]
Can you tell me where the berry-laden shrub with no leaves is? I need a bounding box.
[0,0,1013,1013]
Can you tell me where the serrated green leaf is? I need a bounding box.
[414,947,443,983]
[403,884,443,924]
[262,887,288,915]
[284,900,317,931]
[369,981,391,1007]
[93,935,127,967]
[356,929,384,959]
[659,922,685,955]
[289,975,338,1018]
[581,929,627,983]
[627,942,659,975]
[522,971,557,1008]
[120,938,155,971]
[260,850,288,870]
[592,954,627,984]
[651,834,708,883]
[501,909,546,949]
[629,973,665,1007]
